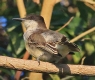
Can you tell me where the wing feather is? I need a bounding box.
[28,30,59,54]
[28,29,80,57]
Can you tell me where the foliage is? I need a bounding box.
[0,0,95,80]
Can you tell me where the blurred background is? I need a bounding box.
[0,0,95,80]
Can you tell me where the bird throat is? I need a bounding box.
[23,20,38,30]
[23,20,39,42]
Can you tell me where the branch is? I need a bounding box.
[41,0,59,29]
[56,17,74,32]
[15,1,30,80]
[70,27,95,43]
[78,0,95,5]
[84,2,95,11]
[78,0,95,11]
[40,0,61,29]
[16,0,26,32]
[0,56,95,76]
[33,0,40,4]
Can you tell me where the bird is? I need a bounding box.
[13,14,80,64]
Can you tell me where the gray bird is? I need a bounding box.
[13,14,80,64]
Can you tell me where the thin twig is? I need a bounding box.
[78,0,95,4]
[81,57,86,65]
[70,27,95,43]
[56,17,74,32]
[85,3,95,11]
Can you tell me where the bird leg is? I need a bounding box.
[37,53,44,65]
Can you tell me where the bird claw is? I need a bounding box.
[37,53,44,65]
[37,57,40,65]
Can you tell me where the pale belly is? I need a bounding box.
[25,43,57,62]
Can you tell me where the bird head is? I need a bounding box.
[13,14,46,29]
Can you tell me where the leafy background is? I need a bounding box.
[0,0,95,80]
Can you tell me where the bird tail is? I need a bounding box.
[64,42,80,52]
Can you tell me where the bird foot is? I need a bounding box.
[37,53,44,65]
[37,57,40,65]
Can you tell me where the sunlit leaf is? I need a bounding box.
[85,42,94,55]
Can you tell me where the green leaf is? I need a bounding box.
[85,42,94,55]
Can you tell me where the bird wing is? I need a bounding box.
[28,30,60,54]
[28,30,80,56]
[41,30,80,55]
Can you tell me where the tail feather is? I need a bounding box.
[64,42,80,52]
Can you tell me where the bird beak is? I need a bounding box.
[12,18,25,21]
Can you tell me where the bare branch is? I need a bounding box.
[78,0,95,5]
[70,27,95,43]
[41,0,57,29]
[16,0,26,32]
[81,57,86,65]
[15,1,29,79]
[0,56,95,76]
[84,2,95,11]
[78,0,95,11]
[40,0,60,29]
[56,17,74,32]
[33,0,40,4]
[56,0,61,3]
